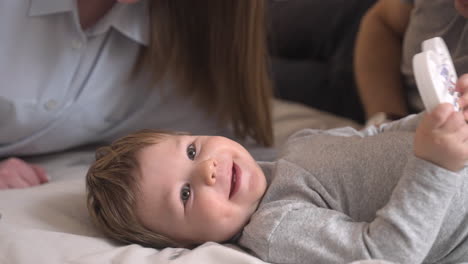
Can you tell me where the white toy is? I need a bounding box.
[412,37,459,112]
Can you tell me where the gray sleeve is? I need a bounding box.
[358,113,423,137]
[287,113,421,141]
[242,156,462,264]
[401,0,414,4]
[285,113,423,142]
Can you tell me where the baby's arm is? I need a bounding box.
[243,156,462,264]
[244,105,468,263]
[359,113,423,137]
[301,114,423,140]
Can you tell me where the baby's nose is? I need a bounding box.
[198,158,217,186]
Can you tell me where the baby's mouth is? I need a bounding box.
[229,163,238,199]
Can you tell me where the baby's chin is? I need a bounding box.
[204,227,244,244]
[193,218,251,246]
[178,231,240,248]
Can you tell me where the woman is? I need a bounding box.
[0,0,273,189]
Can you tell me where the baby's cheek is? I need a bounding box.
[199,199,236,225]
[195,201,240,240]
[195,196,221,219]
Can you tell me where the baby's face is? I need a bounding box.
[135,135,267,246]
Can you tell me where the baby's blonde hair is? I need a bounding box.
[86,129,185,248]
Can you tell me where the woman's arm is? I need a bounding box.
[354,0,413,119]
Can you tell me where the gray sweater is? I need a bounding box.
[239,114,468,264]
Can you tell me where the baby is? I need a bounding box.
[86,103,468,264]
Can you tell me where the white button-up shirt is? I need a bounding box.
[0,0,276,160]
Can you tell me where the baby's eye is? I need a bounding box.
[180,184,191,205]
[187,143,196,160]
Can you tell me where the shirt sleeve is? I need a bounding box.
[241,155,462,264]
[358,113,423,137]
[283,113,423,148]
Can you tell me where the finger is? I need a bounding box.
[30,164,49,184]
[0,158,33,189]
[424,103,454,129]
[6,176,31,189]
[16,164,41,186]
[458,92,468,109]
[456,74,468,93]
[459,139,468,161]
[9,160,45,186]
[2,158,39,185]
[459,125,468,142]
[440,111,466,133]
[463,107,468,122]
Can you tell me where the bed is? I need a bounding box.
[0,99,366,264]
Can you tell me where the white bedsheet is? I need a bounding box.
[0,99,368,264]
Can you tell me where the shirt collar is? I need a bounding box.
[29,0,149,46]
[109,1,149,46]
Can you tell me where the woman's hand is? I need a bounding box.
[0,158,48,189]
[414,103,468,172]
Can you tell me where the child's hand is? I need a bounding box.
[414,103,468,172]
[456,73,468,121]
[0,158,48,189]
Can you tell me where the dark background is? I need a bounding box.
[268,0,378,124]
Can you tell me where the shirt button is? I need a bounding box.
[72,39,83,50]
[44,99,58,111]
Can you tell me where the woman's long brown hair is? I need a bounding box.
[137,0,273,146]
